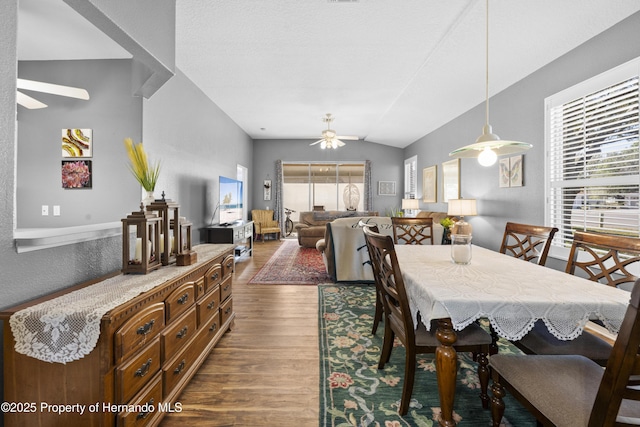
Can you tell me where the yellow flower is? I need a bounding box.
[123,138,161,191]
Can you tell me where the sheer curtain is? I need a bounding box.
[364,160,372,211]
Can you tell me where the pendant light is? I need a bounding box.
[449,0,531,166]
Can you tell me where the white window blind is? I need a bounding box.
[404,155,417,199]
[545,58,640,256]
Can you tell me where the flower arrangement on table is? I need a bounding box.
[123,138,161,192]
[440,217,454,244]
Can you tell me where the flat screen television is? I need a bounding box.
[219,176,243,226]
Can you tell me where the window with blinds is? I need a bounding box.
[545,58,640,256]
[404,155,417,199]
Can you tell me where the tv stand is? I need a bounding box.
[205,221,253,258]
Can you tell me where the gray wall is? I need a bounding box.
[251,139,405,216]
[143,68,253,241]
[404,11,640,257]
[17,59,141,228]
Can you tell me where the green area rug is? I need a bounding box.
[318,284,537,427]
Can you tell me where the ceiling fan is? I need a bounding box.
[310,113,358,149]
[16,78,90,109]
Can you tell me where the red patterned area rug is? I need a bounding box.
[248,239,332,285]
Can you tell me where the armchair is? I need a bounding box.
[251,209,281,242]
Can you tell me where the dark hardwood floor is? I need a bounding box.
[160,239,320,426]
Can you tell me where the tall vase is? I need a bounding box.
[142,190,155,207]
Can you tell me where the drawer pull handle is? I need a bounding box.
[135,358,153,377]
[223,284,231,292]
[207,300,216,310]
[225,306,232,315]
[211,272,219,280]
[176,326,188,339]
[209,323,217,332]
[136,319,155,336]
[136,398,154,420]
[177,293,189,305]
[174,359,186,375]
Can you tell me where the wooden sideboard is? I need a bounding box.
[205,221,253,258]
[1,244,235,427]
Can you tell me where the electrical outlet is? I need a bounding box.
[42,205,49,216]
[53,205,61,216]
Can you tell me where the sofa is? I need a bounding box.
[317,211,451,283]
[294,210,378,247]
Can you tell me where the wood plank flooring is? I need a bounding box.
[160,239,320,426]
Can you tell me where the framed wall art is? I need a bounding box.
[61,160,92,189]
[264,179,272,200]
[499,155,523,187]
[441,159,460,202]
[422,165,437,203]
[378,181,396,196]
[62,128,92,157]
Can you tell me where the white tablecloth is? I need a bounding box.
[10,244,234,364]
[395,245,630,341]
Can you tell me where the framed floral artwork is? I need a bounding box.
[62,160,92,189]
[378,181,396,196]
[422,165,437,203]
[61,128,92,157]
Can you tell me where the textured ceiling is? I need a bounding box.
[18,0,640,148]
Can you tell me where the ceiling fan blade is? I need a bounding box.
[16,91,47,109]
[336,135,358,140]
[334,139,346,147]
[310,139,324,146]
[17,78,90,100]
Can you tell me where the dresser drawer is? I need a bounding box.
[115,303,165,363]
[220,276,232,302]
[195,311,221,354]
[222,254,235,277]
[117,372,163,427]
[197,285,221,326]
[194,276,205,300]
[116,338,161,404]
[162,308,197,362]
[165,282,195,322]
[204,263,222,294]
[163,342,201,398]
[220,296,233,326]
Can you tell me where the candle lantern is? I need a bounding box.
[122,204,162,274]
[176,218,197,266]
[146,192,180,266]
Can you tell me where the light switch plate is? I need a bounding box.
[42,205,49,216]
[53,205,60,216]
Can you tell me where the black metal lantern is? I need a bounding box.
[146,192,180,266]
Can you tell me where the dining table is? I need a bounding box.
[394,244,631,427]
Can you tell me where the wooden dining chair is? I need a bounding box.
[489,278,640,427]
[390,216,434,245]
[515,231,640,366]
[363,226,492,415]
[499,222,558,266]
[359,221,384,335]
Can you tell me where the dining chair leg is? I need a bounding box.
[399,347,416,415]
[490,379,506,427]
[372,291,383,335]
[378,323,394,368]
[477,351,490,409]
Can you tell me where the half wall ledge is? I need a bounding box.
[14,221,121,253]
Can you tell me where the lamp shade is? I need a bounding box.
[402,198,420,210]
[447,199,477,216]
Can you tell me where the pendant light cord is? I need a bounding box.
[485,0,490,127]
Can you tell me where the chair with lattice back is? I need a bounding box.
[391,216,434,245]
[499,222,558,266]
[515,230,640,366]
[363,226,492,415]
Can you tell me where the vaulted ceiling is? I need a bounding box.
[18,0,640,148]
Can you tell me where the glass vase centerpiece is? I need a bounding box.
[124,138,161,206]
[447,198,477,265]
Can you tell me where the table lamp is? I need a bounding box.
[447,198,477,235]
[402,198,420,217]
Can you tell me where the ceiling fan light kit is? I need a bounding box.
[449,0,531,167]
[310,113,358,150]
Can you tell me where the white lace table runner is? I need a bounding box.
[9,244,234,364]
[395,245,631,341]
